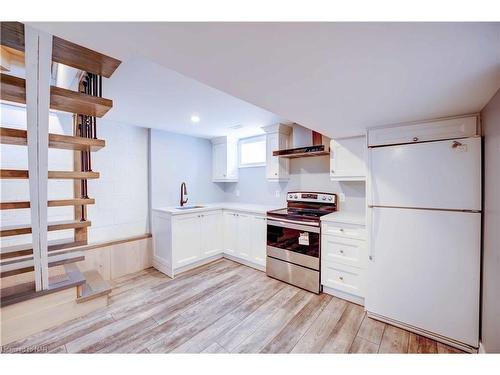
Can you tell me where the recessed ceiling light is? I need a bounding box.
[191,115,200,123]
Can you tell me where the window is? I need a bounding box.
[238,135,266,168]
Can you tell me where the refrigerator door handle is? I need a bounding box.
[369,207,378,261]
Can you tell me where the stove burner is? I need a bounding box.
[267,192,337,223]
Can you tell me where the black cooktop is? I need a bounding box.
[267,207,334,223]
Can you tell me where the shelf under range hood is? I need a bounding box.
[273,144,330,159]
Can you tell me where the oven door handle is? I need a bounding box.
[267,219,320,233]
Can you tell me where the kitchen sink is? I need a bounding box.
[175,205,205,210]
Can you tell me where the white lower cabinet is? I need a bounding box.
[153,209,224,277]
[172,213,202,268]
[321,220,367,305]
[321,235,367,269]
[223,211,238,256]
[153,208,268,278]
[223,210,267,269]
[322,261,365,297]
[250,215,267,266]
[236,213,252,261]
[201,210,223,257]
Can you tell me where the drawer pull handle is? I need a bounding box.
[339,276,344,281]
[340,250,344,254]
[339,228,344,232]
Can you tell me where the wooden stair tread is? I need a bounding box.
[77,270,111,303]
[0,239,86,259]
[1,198,95,210]
[1,251,85,278]
[1,22,121,78]
[48,171,100,179]
[0,169,99,179]
[0,127,105,151]
[1,220,91,237]
[0,263,86,307]
[0,74,113,118]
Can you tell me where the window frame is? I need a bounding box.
[238,134,267,168]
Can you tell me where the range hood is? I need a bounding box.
[273,124,330,159]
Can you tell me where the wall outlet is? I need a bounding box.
[235,189,240,197]
[275,190,281,198]
[339,193,346,202]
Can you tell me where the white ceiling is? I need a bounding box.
[102,58,284,138]
[30,22,500,138]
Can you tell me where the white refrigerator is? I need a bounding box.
[366,137,481,350]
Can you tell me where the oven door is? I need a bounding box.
[266,218,320,270]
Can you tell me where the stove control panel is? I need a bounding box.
[287,192,336,204]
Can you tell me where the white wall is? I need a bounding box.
[481,89,500,353]
[150,129,225,208]
[0,103,149,246]
[223,155,366,214]
[86,119,149,242]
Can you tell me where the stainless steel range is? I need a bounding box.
[266,191,337,293]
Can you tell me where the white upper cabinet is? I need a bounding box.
[262,124,292,181]
[211,136,238,182]
[330,136,366,181]
[367,115,479,147]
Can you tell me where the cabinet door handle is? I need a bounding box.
[412,137,419,142]
[339,276,344,281]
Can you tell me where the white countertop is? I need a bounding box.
[153,202,281,216]
[320,211,366,225]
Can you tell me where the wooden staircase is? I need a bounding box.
[0,21,120,311]
[1,263,111,308]
[0,239,86,260]
[0,74,113,117]
[1,220,92,237]
[1,198,95,210]
[77,268,112,304]
[1,127,105,151]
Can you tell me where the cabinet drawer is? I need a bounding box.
[321,235,366,268]
[321,261,365,297]
[322,221,366,239]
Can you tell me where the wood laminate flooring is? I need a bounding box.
[2,259,464,354]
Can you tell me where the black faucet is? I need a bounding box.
[180,182,188,207]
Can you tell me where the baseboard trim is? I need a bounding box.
[223,254,265,272]
[152,256,173,278]
[479,342,487,353]
[367,311,478,353]
[322,286,364,306]
[172,254,224,276]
